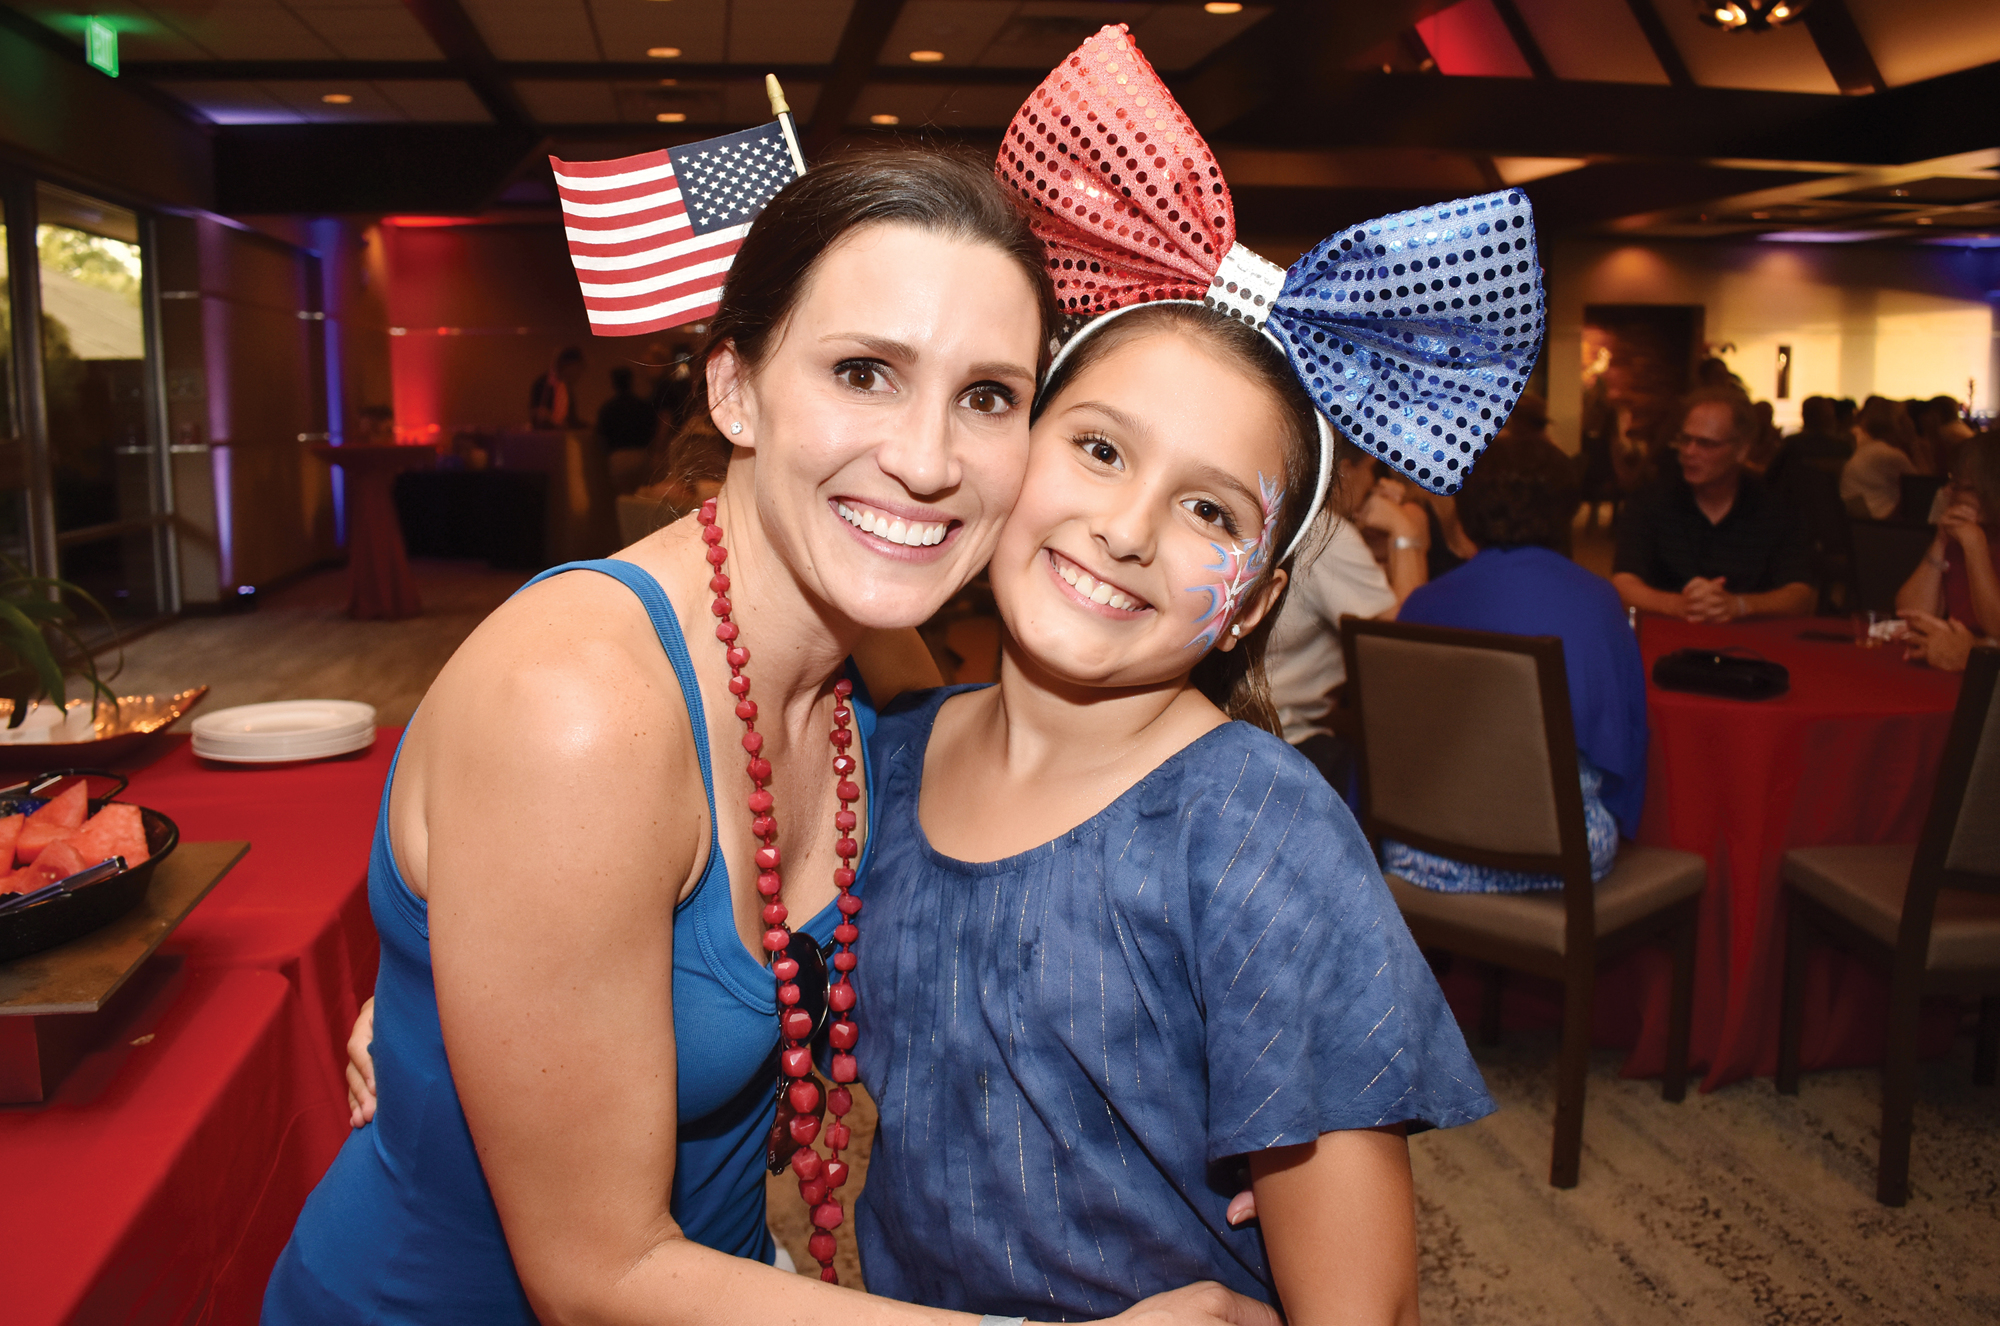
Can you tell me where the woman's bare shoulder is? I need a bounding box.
[396,566,708,891]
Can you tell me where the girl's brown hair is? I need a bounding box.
[660,147,1060,491]
[1032,302,1335,736]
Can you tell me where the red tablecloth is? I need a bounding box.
[1632,618,1961,1090]
[0,733,394,1325]
[1441,618,1961,1091]
[316,446,429,620]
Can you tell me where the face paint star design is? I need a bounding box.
[1185,472,1283,652]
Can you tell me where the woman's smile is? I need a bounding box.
[831,496,960,559]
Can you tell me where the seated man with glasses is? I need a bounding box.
[1612,386,1816,622]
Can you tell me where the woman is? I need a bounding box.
[1383,432,1648,893]
[1897,431,2000,672]
[269,149,1268,1326]
[1840,397,1919,520]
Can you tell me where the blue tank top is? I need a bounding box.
[264,559,877,1324]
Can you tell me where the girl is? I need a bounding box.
[271,147,1268,1326]
[850,26,1511,1324]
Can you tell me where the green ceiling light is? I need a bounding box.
[84,16,118,76]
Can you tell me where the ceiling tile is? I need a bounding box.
[1650,2,1837,93]
[975,3,1141,70]
[588,0,727,63]
[1415,0,1532,79]
[463,0,604,61]
[262,77,410,119]
[145,1,342,59]
[1845,0,2000,87]
[1126,3,1271,72]
[1512,0,1666,85]
[923,81,1037,127]
[845,80,951,126]
[376,80,494,121]
[285,5,444,60]
[613,79,729,122]
[879,1,1016,67]
[516,79,621,122]
[727,0,852,63]
[722,76,817,122]
[156,79,305,122]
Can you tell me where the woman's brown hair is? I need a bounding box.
[1032,302,1335,736]
[1950,430,2000,522]
[660,146,1060,491]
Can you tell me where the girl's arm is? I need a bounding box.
[1250,1127,1420,1326]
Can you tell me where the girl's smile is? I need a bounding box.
[1044,548,1154,616]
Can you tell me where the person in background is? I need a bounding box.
[1841,396,1919,518]
[1747,399,1783,473]
[1612,385,1816,622]
[1916,395,1974,474]
[529,346,586,429]
[1264,437,1426,793]
[1385,432,1648,894]
[1784,396,1853,468]
[649,338,698,430]
[1897,431,2000,672]
[596,365,661,494]
[1833,397,1858,447]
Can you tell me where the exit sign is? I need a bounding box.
[85,17,117,76]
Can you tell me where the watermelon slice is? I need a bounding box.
[0,814,22,865]
[17,820,76,865]
[3,838,90,894]
[67,803,149,869]
[29,782,88,829]
[17,784,90,864]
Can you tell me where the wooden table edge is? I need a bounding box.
[0,841,251,1016]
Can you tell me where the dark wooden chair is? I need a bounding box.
[1339,617,1706,1188]
[1777,647,2000,1206]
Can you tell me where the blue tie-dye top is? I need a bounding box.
[852,687,1494,1320]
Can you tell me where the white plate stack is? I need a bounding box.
[191,700,378,764]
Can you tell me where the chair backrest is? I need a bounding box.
[1339,619,1597,921]
[1900,649,2000,960]
[1899,473,1945,523]
[1849,518,1935,612]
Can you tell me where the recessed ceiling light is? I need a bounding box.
[1915,216,1934,224]
[1204,2,1244,12]
[909,49,944,62]
[658,78,678,87]
[321,93,353,104]
[870,113,900,125]
[656,111,687,123]
[647,46,681,58]
[1890,188,1909,197]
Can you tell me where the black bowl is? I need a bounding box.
[0,790,181,965]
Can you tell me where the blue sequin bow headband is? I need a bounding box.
[996,24,1547,559]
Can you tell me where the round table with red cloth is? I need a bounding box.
[314,445,432,621]
[1443,616,1963,1091]
[1630,616,1962,1090]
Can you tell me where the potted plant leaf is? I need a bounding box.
[0,556,119,738]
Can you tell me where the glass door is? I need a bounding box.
[0,210,32,567]
[34,182,170,626]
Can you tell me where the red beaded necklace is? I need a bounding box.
[696,497,863,1284]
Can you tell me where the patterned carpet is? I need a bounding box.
[773,1031,2000,1324]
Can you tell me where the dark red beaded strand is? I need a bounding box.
[696,497,864,1283]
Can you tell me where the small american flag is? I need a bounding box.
[552,121,802,337]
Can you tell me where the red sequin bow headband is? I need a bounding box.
[995,24,1547,556]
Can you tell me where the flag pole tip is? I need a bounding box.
[766,74,790,117]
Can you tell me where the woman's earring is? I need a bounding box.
[1229,624,1242,638]
[729,421,743,436]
